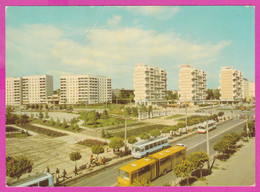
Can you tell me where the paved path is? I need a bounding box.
[192,138,255,186]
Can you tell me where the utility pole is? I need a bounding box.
[206,111,210,172]
[124,108,128,152]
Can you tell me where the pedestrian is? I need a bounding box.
[90,154,94,165]
[74,165,78,176]
[56,168,60,184]
[102,156,106,165]
[47,166,50,173]
[95,156,99,165]
[62,169,67,181]
[99,157,103,165]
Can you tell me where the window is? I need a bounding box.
[154,142,158,147]
[161,140,165,144]
[118,170,129,180]
[138,165,150,176]
[29,183,38,187]
[145,145,149,150]
[158,141,161,145]
[39,179,49,187]
[150,144,153,148]
[160,156,170,166]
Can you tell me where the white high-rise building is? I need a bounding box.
[60,75,112,105]
[219,66,243,102]
[6,77,22,106]
[134,63,167,106]
[22,75,53,104]
[179,65,207,102]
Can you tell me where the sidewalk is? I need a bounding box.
[192,138,255,186]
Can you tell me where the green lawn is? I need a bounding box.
[6,133,30,138]
[165,114,185,119]
[82,117,136,128]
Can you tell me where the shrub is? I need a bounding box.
[150,129,161,138]
[128,136,137,144]
[77,139,108,147]
[139,132,150,140]
[92,145,104,154]
[162,127,171,133]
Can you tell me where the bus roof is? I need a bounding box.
[133,136,167,147]
[149,146,186,160]
[119,157,156,173]
[9,172,51,186]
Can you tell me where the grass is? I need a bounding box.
[82,118,136,128]
[197,177,207,181]
[165,114,185,119]
[6,132,30,138]
[212,166,219,170]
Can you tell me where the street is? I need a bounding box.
[65,117,249,187]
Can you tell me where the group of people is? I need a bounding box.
[88,154,106,168]
[47,166,68,184]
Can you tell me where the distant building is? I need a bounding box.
[6,77,22,106]
[220,66,243,103]
[134,63,168,106]
[60,75,112,105]
[243,78,255,102]
[179,65,207,103]
[22,75,53,105]
[112,89,134,104]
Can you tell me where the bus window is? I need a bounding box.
[164,139,168,143]
[160,156,170,166]
[138,166,150,176]
[154,142,158,147]
[141,148,144,152]
[150,144,153,148]
[135,147,140,152]
[132,172,137,184]
[161,140,165,144]
[39,179,49,187]
[145,145,149,150]
[158,141,161,145]
[118,170,129,180]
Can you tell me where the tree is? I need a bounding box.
[39,104,43,110]
[30,113,34,120]
[150,129,161,138]
[88,111,98,122]
[213,89,220,100]
[69,152,82,166]
[31,104,35,110]
[132,107,139,117]
[35,104,39,110]
[39,112,44,119]
[49,117,55,126]
[148,105,153,118]
[131,178,153,186]
[123,107,131,116]
[62,119,68,128]
[55,118,61,127]
[188,150,209,178]
[109,137,124,151]
[174,160,194,186]
[206,89,214,100]
[213,138,232,156]
[218,112,224,117]
[140,105,147,113]
[91,145,104,154]
[6,156,33,180]
[139,132,150,140]
[244,121,255,137]
[128,136,137,145]
[45,111,49,119]
[100,110,109,119]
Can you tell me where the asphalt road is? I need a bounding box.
[66,116,251,187]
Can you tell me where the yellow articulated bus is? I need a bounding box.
[118,145,186,186]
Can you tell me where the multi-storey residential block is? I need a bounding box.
[179,65,207,103]
[134,63,167,106]
[60,75,112,105]
[22,75,53,105]
[243,78,255,101]
[6,77,22,106]
[220,66,243,102]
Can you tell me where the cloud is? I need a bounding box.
[126,6,180,20]
[107,15,122,27]
[6,24,230,89]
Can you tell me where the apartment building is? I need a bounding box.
[60,75,112,105]
[6,77,22,106]
[22,75,53,104]
[179,65,207,103]
[243,78,255,101]
[134,63,167,106]
[219,66,243,102]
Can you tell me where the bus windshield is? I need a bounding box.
[118,170,129,180]
[134,147,140,152]
[198,126,205,129]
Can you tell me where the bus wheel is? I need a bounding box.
[163,169,167,175]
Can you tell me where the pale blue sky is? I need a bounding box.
[6,6,255,90]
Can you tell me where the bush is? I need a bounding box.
[218,112,224,117]
[162,127,171,133]
[77,139,107,147]
[92,145,104,154]
[150,129,161,138]
[139,132,150,140]
[128,136,137,144]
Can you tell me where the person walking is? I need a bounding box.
[99,157,103,165]
[90,154,94,165]
[56,168,60,184]
[62,169,67,181]
[102,156,106,165]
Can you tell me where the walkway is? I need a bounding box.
[192,138,255,186]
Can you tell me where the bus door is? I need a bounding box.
[155,159,160,178]
[132,172,138,184]
[150,163,156,180]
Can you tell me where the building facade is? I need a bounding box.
[179,65,207,103]
[60,75,112,105]
[6,77,22,106]
[22,75,53,105]
[134,63,167,106]
[243,78,255,101]
[219,66,243,102]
